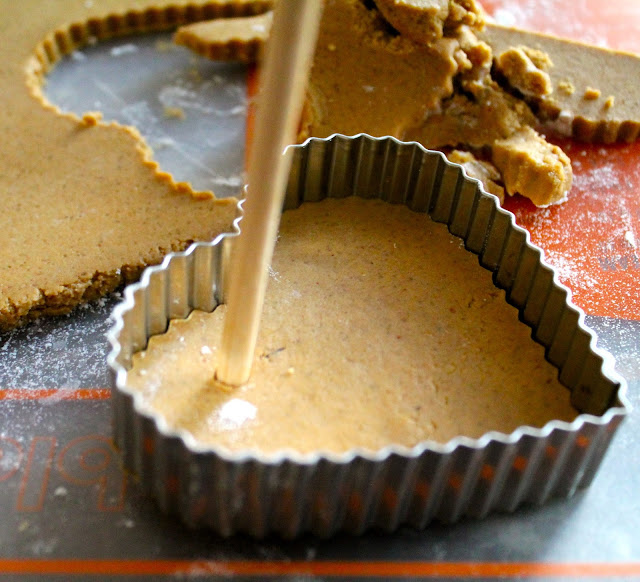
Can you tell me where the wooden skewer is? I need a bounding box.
[216,0,323,387]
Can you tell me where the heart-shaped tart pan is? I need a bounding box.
[108,134,629,538]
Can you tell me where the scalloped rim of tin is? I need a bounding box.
[107,133,630,469]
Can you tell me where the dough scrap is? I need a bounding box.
[174,9,272,62]
[174,1,572,207]
[176,0,640,205]
[373,0,485,45]
[0,1,263,330]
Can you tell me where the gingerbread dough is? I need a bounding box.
[481,23,640,143]
[175,0,573,207]
[175,0,640,206]
[128,197,577,454]
[373,0,485,45]
[0,1,265,330]
[174,10,272,62]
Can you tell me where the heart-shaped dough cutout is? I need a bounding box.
[126,195,578,453]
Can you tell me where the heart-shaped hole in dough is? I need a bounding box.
[1,2,264,331]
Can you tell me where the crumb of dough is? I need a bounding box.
[495,45,553,97]
[584,87,601,100]
[604,95,615,109]
[557,80,575,95]
[454,24,493,83]
[163,106,186,119]
[491,126,573,207]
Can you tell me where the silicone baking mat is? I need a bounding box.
[1,0,639,579]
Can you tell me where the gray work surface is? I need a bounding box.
[1,28,639,582]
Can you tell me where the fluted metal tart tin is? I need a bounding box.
[108,134,629,538]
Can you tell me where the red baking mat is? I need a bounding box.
[484,0,640,321]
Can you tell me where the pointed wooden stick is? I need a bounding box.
[216,0,323,387]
